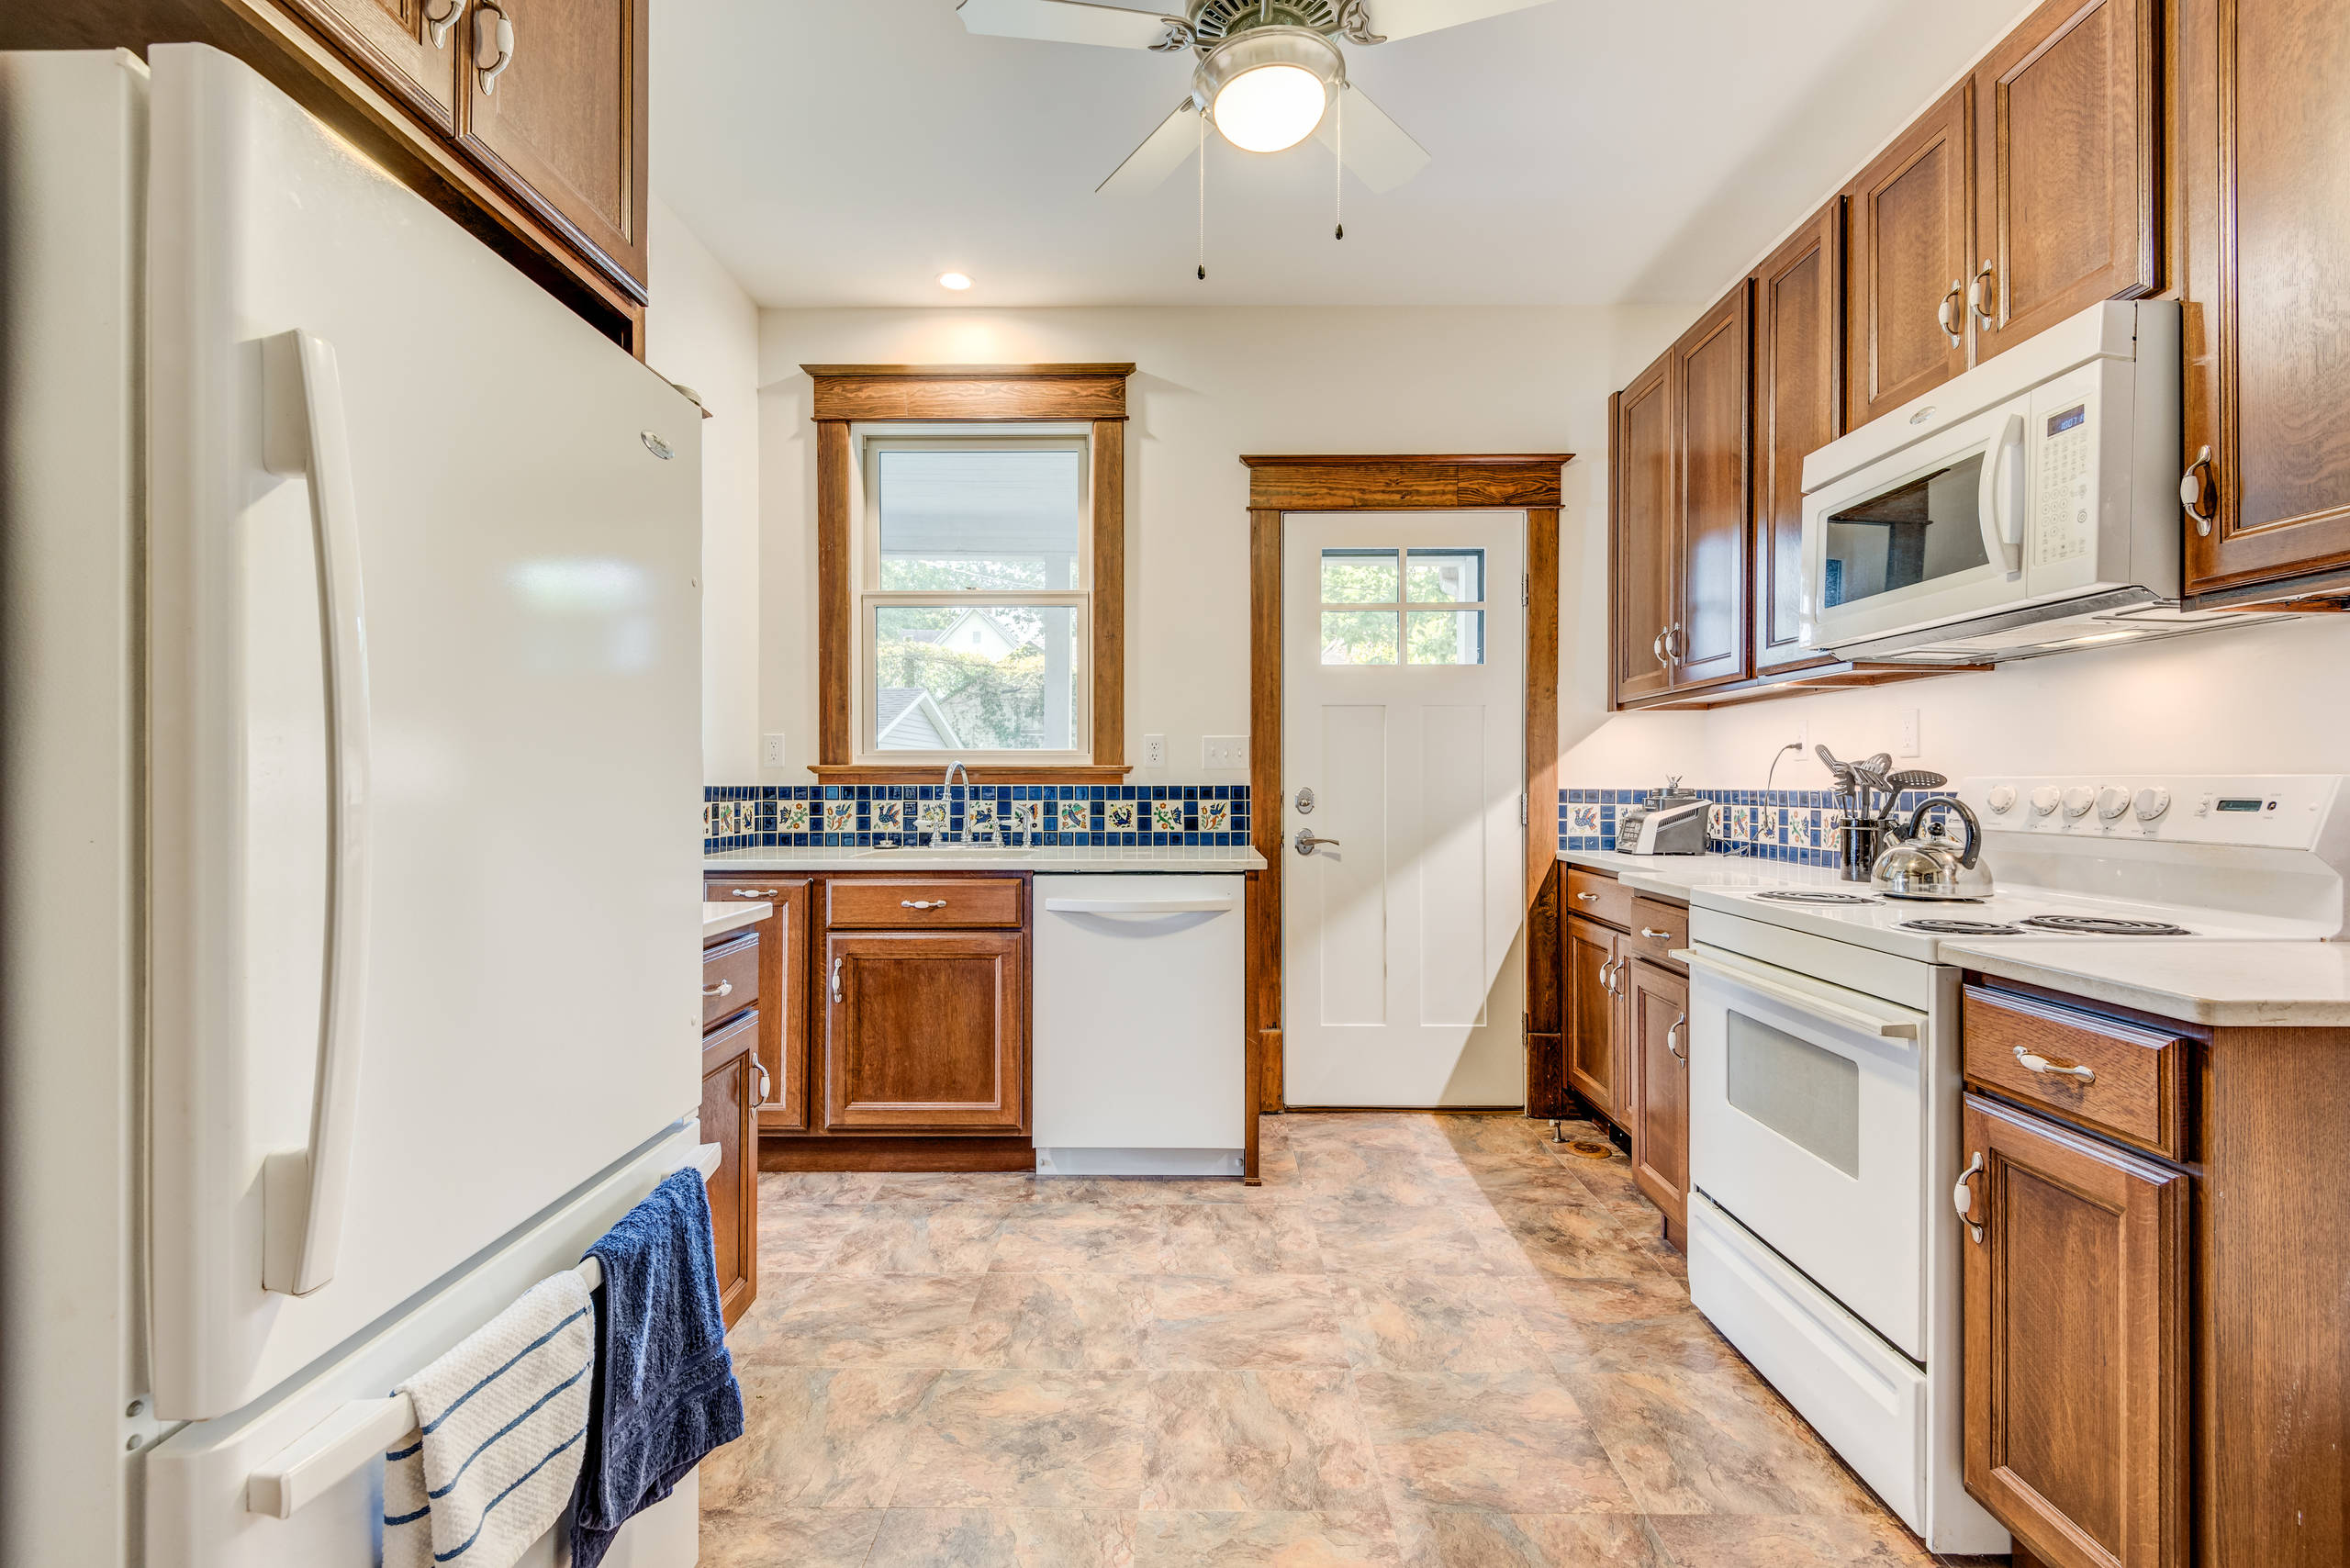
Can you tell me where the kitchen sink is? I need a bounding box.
[854,842,1036,857]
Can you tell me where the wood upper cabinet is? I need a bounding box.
[1627,959,1689,1236]
[1611,354,1676,706]
[1751,199,1842,675]
[699,1009,759,1329]
[1970,0,2158,360]
[1671,285,1752,689]
[1565,914,1628,1124]
[279,0,463,128]
[455,0,648,289]
[1962,1093,2188,1568]
[824,930,1029,1136]
[1848,83,1974,427]
[704,875,812,1133]
[2179,0,2350,599]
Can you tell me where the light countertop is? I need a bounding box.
[1936,939,2350,1028]
[703,901,769,941]
[706,844,1268,874]
[1559,847,1853,902]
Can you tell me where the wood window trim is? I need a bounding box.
[810,364,1133,782]
[1240,454,1572,1132]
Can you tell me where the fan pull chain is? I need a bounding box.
[1334,86,1344,241]
[1197,110,1207,281]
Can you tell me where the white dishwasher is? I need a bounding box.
[1032,873,1246,1176]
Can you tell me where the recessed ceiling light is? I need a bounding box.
[938,272,973,291]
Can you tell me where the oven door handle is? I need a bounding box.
[1673,947,1919,1040]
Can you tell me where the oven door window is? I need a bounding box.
[1820,454,1991,609]
[1726,1008,1861,1176]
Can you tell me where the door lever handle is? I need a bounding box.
[1293,830,1341,856]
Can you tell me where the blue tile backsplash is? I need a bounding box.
[1560,786,1956,868]
[704,783,1251,854]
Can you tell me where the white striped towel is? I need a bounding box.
[383,1271,597,1568]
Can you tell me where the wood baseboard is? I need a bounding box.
[759,1135,1035,1172]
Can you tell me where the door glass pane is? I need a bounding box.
[1821,454,1990,608]
[1321,610,1398,665]
[877,449,1083,590]
[1321,549,1398,603]
[1405,609,1484,665]
[1406,548,1483,603]
[874,603,1079,750]
[1726,1010,1860,1176]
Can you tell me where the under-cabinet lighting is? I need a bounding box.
[938,272,973,291]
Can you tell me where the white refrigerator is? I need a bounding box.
[1,44,711,1567]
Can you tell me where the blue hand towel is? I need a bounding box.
[568,1168,744,1568]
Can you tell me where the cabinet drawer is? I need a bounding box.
[1626,897,1689,968]
[701,931,759,1028]
[1962,986,2192,1160]
[705,874,797,902]
[1565,868,1633,930]
[827,878,1024,929]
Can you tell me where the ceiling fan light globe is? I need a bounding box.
[1213,63,1327,152]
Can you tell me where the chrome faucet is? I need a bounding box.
[942,759,974,846]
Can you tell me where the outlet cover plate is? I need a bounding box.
[1143,734,1168,767]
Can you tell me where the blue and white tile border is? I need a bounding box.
[1559,786,1956,868]
[704,783,1252,854]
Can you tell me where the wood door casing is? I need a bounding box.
[1971,0,2158,360]
[2180,0,2350,595]
[1751,200,1843,673]
[699,1010,758,1329]
[824,930,1028,1135]
[1612,354,1675,706]
[1564,915,1627,1124]
[1627,959,1689,1234]
[704,875,811,1133]
[1671,284,1752,690]
[278,0,461,129]
[1962,1093,2188,1568]
[1848,83,1975,427]
[457,0,647,289]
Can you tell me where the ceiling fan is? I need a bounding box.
[957,0,1556,196]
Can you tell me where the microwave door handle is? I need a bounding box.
[1981,412,2027,578]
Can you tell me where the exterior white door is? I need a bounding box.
[1281,512,1527,1107]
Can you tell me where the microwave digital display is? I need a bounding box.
[2047,404,2087,437]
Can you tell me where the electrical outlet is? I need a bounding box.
[1898,708,1920,757]
[1793,717,1809,754]
[1203,735,1248,770]
[1143,734,1168,767]
[762,732,788,768]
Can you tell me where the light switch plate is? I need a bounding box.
[1202,735,1248,770]
[1143,734,1168,767]
[762,732,788,768]
[1898,708,1920,757]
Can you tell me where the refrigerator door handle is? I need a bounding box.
[259,330,375,1297]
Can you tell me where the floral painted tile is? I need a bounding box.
[1058,800,1090,833]
[1705,802,1725,836]
[1199,800,1229,832]
[1106,800,1136,831]
[968,801,998,836]
[701,801,715,837]
[1569,803,1600,834]
[1009,800,1043,834]
[824,800,856,834]
[871,799,904,833]
[777,799,811,833]
[1151,799,1186,832]
[916,800,948,834]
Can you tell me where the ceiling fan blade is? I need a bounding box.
[956,0,1186,50]
[1097,97,1203,195]
[1347,0,1555,42]
[1314,83,1429,193]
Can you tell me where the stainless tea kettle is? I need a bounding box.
[1871,797,1994,901]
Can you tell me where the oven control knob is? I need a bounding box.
[2062,785,2098,818]
[2133,787,2172,822]
[1986,784,2019,815]
[2030,785,2063,816]
[2096,786,2132,821]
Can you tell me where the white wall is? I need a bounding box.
[643,196,762,783]
[747,305,1688,785]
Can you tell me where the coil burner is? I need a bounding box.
[1899,919,2025,935]
[1750,890,1884,905]
[2019,914,2195,936]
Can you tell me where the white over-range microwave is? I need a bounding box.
[1797,299,2278,662]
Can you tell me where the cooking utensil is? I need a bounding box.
[1886,769,1948,792]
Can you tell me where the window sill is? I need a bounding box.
[810,764,1136,786]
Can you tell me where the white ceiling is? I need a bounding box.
[651,0,2029,308]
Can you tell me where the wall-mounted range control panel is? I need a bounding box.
[1958,775,2345,849]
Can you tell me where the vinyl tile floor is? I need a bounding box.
[699,1113,2005,1567]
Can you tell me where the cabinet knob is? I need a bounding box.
[473,3,515,95]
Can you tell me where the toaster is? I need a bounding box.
[1617,786,1708,855]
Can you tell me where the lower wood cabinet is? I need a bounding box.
[1960,1092,2188,1568]
[1627,959,1690,1238]
[1564,913,1629,1123]
[1562,873,1694,1249]
[823,929,1028,1136]
[703,875,811,1133]
[699,1008,759,1330]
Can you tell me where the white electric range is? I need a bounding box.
[1677,774,2347,1556]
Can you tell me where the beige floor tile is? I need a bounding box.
[991,1204,1171,1273]
[960,1273,1154,1371]
[866,1506,1140,1567]
[1645,1512,1939,1564]
[743,1272,986,1366]
[755,1201,867,1271]
[1563,1368,1877,1517]
[700,1364,938,1510]
[1487,1200,1676,1282]
[1134,1507,1402,1566]
[1354,1371,1636,1515]
[1386,1504,1672,1568]
[1336,1275,1559,1376]
[1307,1204,1535,1279]
[895,1371,1156,1508]
[1141,1369,1384,1512]
[1158,1204,1326,1274]
[1143,1274,1351,1370]
[696,1506,885,1568]
[828,1202,1012,1274]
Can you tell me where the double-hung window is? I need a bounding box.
[856,433,1092,762]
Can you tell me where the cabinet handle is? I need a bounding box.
[901,899,946,910]
[1599,957,1618,994]
[1651,630,1667,668]
[1574,890,1600,902]
[423,0,466,48]
[473,2,514,95]
[2180,445,2217,537]
[830,957,843,1004]
[752,1060,771,1110]
[727,887,779,898]
[1666,1012,1686,1063]
[700,980,733,998]
[1937,279,1964,346]
[1953,1150,1986,1244]
[1968,260,1997,327]
[1639,926,1673,940]
[2012,1045,2094,1083]
[1664,623,1683,665]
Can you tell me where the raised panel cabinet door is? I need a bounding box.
[699,1011,759,1329]
[457,0,648,290]
[277,0,464,129]
[825,930,1028,1135]
[1961,1094,2187,1568]
[1565,915,1626,1124]
[1847,83,1974,428]
[1671,283,1751,689]
[1751,199,1843,674]
[705,875,812,1133]
[1970,0,2157,361]
[2180,0,2350,597]
[1627,959,1689,1233]
[1612,353,1676,706]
